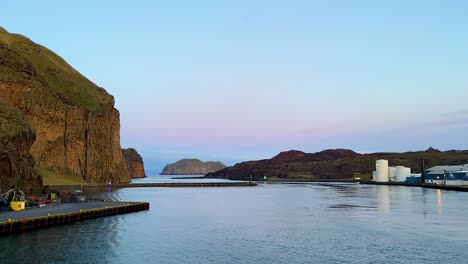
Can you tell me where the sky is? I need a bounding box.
[2,1,468,173]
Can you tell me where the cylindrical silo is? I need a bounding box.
[404,167,411,180]
[376,160,389,182]
[389,167,397,182]
[396,166,411,182]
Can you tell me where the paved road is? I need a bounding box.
[0,202,128,222]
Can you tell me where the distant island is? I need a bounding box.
[161,159,226,175]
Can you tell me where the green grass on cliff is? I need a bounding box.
[0,100,27,138]
[38,167,87,186]
[0,27,113,111]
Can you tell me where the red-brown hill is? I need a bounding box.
[205,148,468,181]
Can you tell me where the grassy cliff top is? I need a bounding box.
[176,158,204,164]
[0,100,29,138]
[170,159,225,166]
[38,167,87,186]
[0,27,114,111]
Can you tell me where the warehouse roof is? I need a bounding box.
[426,165,468,174]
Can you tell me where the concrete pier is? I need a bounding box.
[0,201,149,235]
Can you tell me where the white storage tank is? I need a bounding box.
[389,167,397,182]
[402,167,411,182]
[376,160,389,182]
[396,166,411,182]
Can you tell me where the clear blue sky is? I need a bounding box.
[3,1,468,173]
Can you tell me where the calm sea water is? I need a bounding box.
[1,176,468,264]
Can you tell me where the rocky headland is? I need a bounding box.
[161,159,226,175]
[0,26,144,186]
[206,148,468,181]
[122,148,146,178]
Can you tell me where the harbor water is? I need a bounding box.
[1,176,468,263]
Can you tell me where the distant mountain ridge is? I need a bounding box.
[161,159,226,175]
[270,149,359,163]
[206,148,468,181]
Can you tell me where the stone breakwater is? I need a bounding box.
[48,182,258,192]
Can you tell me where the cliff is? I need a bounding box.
[122,148,146,178]
[0,27,131,183]
[206,148,468,181]
[0,100,42,193]
[161,159,226,175]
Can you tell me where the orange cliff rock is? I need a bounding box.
[0,100,42,193]
[0,27,134,184]
[122,148,146,178]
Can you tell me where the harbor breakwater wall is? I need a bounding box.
[48,181,258,191]
[361,181,468,192]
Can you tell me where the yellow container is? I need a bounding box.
[50,193,57,199]
[10,201,26,211]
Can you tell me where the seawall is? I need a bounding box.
[361,181,468,192]
[48,181,257,190]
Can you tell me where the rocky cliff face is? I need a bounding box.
[0,27,131,183]
[206,148,468,180]
[0,100,42,193]
[161,159,226,175]
[122,148,146,178]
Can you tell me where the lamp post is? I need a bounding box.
[420,158,425,184]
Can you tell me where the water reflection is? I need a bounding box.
[0,214,122,263]
[2,182,468,264]
[390,185,414,213]
[376,186,390,213]
[437,189,443,215]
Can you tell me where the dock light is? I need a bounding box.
[8,218,11,222]
[80,209,82,212]
[48,213,51,217]
[105,206,108,208]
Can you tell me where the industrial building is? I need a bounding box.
[371,160,468,186]
[425,165,468,185]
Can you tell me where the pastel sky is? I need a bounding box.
[3,1,468,173]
